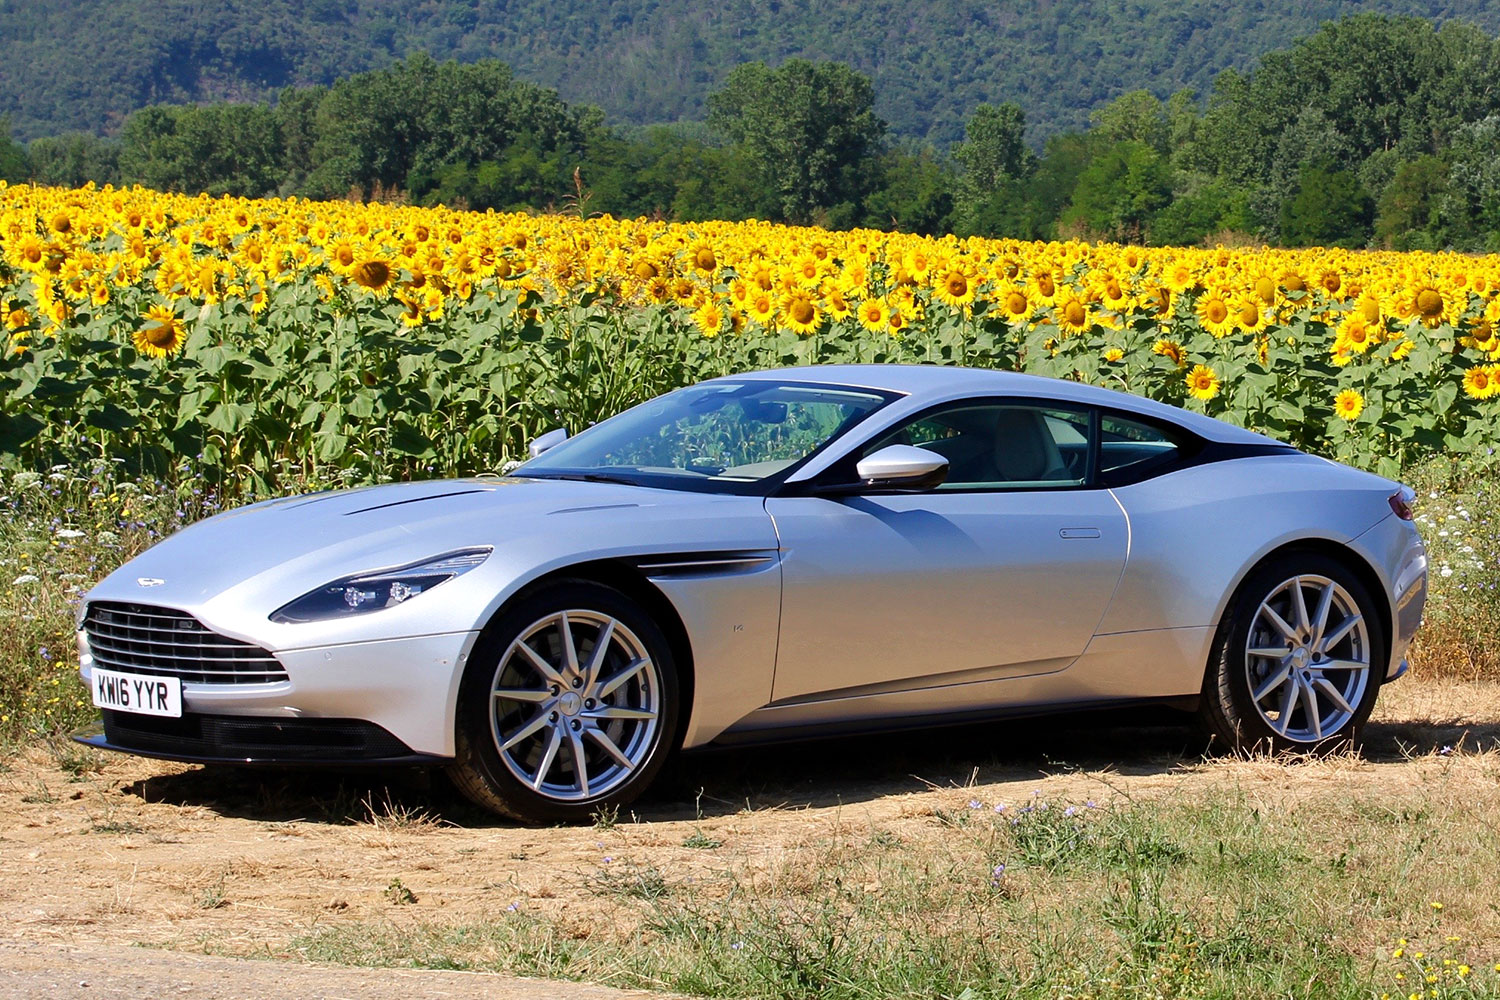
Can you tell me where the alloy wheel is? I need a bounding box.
[488,609,662,801]
[1243,574,1371,743]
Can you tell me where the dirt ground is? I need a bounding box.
[1,679,1496,997]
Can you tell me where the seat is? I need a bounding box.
[992,408,1067,482]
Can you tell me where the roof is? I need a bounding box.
[722,364,1282,447]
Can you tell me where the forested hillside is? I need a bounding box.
[5,0,1500,143]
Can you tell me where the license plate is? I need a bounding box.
[91,667,182,718]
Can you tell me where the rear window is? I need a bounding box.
[1097,413,1181,483]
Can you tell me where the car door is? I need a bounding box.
[764,399,1128,704]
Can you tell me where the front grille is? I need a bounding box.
[84,601,288,685]
[100,710,419,762]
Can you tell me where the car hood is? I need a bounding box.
[85,477,770,643]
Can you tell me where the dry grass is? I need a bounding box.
[0,681,1495,999]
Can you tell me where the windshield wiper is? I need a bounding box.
[526,471,642,487]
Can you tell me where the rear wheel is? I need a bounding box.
[1199,553,1384,754]
[447,581,679,822]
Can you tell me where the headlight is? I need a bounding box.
[270,548,491,624]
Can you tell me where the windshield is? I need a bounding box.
[516,380,896,493]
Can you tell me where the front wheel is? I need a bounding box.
[447,581,679,823]
[1199,553,1384,754]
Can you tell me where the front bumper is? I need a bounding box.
[77,711,444,766]
[79,630,480,759]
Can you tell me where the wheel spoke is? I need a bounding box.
[1275,679,1297,735]
[499,710,551,752]
[532,725,564,790]
[1300,676,1323,741]
[487,606,662,804]
[587,705,656,722]
[1289,577,1311,633]
[595,657,650,699]
[1259,604,1300,643]
[1252,663,1293,703]
[559,612,580,677]
[1312,676,1355,715]
[568,729,591,796]
[1318,614,1362,653]
[588,727,635,770]
[1309,583,1336,650]
[1320,658,1369,673]
[1247,645,1293,659]
[514,640,565,686]
[494,688,551,703]
[582,619,616,690]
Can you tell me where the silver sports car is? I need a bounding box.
[76,365,1428,822]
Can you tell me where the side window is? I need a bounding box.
[1098,413,1180,481]
[865,402,1091,488]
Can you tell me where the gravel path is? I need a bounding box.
[0,939,665,1000]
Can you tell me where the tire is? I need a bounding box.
[1198,552,1384,755]
[446,580,680,823]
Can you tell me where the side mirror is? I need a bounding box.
[853,444,949,491]
[528,427,568,458]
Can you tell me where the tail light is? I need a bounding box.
[1388,487,1416,521]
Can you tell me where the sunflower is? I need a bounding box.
[351,258,393,292]
[1152,339,1186,366]
[1102,347,1124,363]
[327,240,358,273]
[792,254,824,287]
[999,286,1031,322]
[857,297,888,332]
[1163,260,1197,294]
[933,269,978,309]
[1055,294,1091,334]
[1196,293,1234,338]
[1333,389,1364,421]
[1462,365,1500,400]
[5,305,30,332]
[1137,284,1174,319]
[781,291,823,335]
[1412,284,1447,327]
[1231,297,1266,334]
[887,308,909,337]
[397,291,425,327]
[1184,363,1220,401]
[133,304,186,358]
[1334,315,1376,358]
[747,291,777,326]
[689,243,717,275]
[824,288,853,321]
[1030,271,1059,306]
[692,301,724,338]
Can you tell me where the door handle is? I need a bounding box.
[1059,527,1101,539]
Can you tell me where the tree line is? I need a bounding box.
[4,14,1500,250]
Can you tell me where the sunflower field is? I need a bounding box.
[2,181,1498,492]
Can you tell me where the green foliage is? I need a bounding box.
[951,103,1034,235]
[1064,140,1173,242]
[1279,160,1375,247]
[0,116,27,184]
[15,12,1500,247]
[1376,155,1451,249]
[706,60,885,224]
[1148,177,1254,246]
[25,133,120,188]
[1442,116,1500,250]
[13,0,1500,150]
[119,104,285,197]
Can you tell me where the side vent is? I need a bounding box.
[630,550,778,578]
